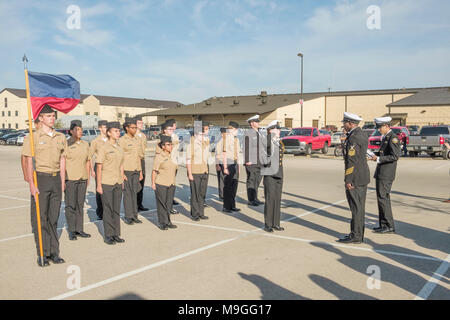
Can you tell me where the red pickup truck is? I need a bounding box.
[281,127,331,155]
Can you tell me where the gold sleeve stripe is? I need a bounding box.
[345,167,354,176]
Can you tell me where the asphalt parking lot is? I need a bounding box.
[0,143,449,300]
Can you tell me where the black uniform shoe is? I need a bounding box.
[173,200,179,205]
[255,199,264,205]
[338,236,363,244]
[199,216,209,220]
[263,226,274,233]
[132,218,143,224]
[75,231,91,238]
[113,236,125,243]
[231,208,241,212]
[104,237,116,245]
[273,226,285,231]
[248,201,259,206]
[48,255,65,264]
[222,208,233,213]
[170,209,179,214]
[167,223,177,229]
[68,232,77,241]
[37,257,50,267]
[138,206,149,212]
[159,224,169,231]
[124,218,134,225]
[374,227,395,234]
[192,217,200,221]
[96,215,103,221]
[372,226,383,231]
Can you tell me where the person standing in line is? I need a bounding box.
[370,117,401,234]
[96,122,125,245]
[21,118,41,182]
[22,105,67,266]
[165,119,181,207]
[89,120,108,220]
[338,112,370,244]
[215,127,227,200]
[64,120,91,241]
[152,135,178,230]
[119,118,144,225]
[244,115,264,206]
[187,121,210,221]
[135,116,149,212]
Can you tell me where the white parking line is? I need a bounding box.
[0,194,29,202]
[0,205,29,212]
[414,254,450,300]
[434,163,450,170]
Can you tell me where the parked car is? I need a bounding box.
[0,132,21,145]
[148,125,162,140]
[6,132,26,145]
[362,122,376,130]
[280,129,291,138]
[363,129,375,138]
[407,125,450,159]
[80,129,99,143]
[331,132,344,146]
[174,128,192,152]
[282,127,331,155]
[16,133,27,146]
[407,125,420,135]
[368,127,410,153]
[319,129,331,136]
[0,129,16,137]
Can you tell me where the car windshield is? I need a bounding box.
[420,127,450,136]
[288,129,312,136]
[392,128,402,135]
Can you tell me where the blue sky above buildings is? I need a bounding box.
[1,0,449,104]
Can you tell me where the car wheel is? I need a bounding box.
[322,143,329,154]
[0,140,5,145]
[305,144,312,156]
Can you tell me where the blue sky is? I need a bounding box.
[1,0,449,104]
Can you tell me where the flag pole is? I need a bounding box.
[23,55,45,265]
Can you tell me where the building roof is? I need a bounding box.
[0,88,182,109]
[387,87,450,107]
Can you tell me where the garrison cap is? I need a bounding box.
[247,115,260,123]
[374,116,392,128]
[161,122,170,130]
[124,117,137,125]
[39,104,54,115]
[220,127,227,133]
[166,119,176,126]
[107,121,121,129]
[98,120,107,127]
[342,112,363,124]
[228,121,239,129]
[159,134,172,144]
[70,120,82,130]
[266,120,281,130]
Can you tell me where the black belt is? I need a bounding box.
[36,171,60,177]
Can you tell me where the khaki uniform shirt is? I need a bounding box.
[119,134,143,172]
[153,150,178,187]
[64,137,90,180]
[89,135,108,163]
[136,131,147,159]
[187,136,209,174]
[21,129,67,174]
[96,141,124,185]
[215,133,240,163]
[155,134,180,157]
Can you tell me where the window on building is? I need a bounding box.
[15,111,18,116]
[126,113,129,118]
[8,111,11,117]
[94,112,98,116]
[1,111,4,117]
[8,123,11,128]
[15,123,18,129]
[2,124,4,128]
[4,98,7,108]
[85,112,90,115]
[118,113,122,118]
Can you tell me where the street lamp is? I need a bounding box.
[297,52,304,127]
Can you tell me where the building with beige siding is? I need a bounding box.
[0,88,182,130]
[141,87,450,129]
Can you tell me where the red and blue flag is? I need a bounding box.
[28,71,80,120]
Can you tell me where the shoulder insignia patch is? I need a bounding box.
[349,145,356,157]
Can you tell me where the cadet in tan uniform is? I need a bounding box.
[216,121,241,213]
[96,122,125,245]
[89,120,108,220]
[22,105,67,267]
[119,118,144,225]
[215,127,227,200]
[152,135,178,230]
[187,121,210,221]
[21,118,41,182]
[64,120,91,241]
[135,116,149,212]
[155,121,180,214]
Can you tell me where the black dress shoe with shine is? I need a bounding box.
[124,218,134,225]
[113,236,125,243]
[132,218,143,224]
[68,232,77,241]
[192,216,200,221]
[104,237,116,245]
[222,208,233,213]
[173,200,179,205]
[263,226,274,233]
[255,199,264,205]
[167,223,177,229]
[199,216,209,220]
[37,257,50,267]
[170,209,179,214]
[48,255,65,264]
[375,227,395,234]
[138,206,149,212]
[159,224,169,231]
[372,226,383,231]
[231,208,241,212]
[248,201,259,207]
[75,231,91,238]
[338,236,362,244]
[273,226,285,231]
